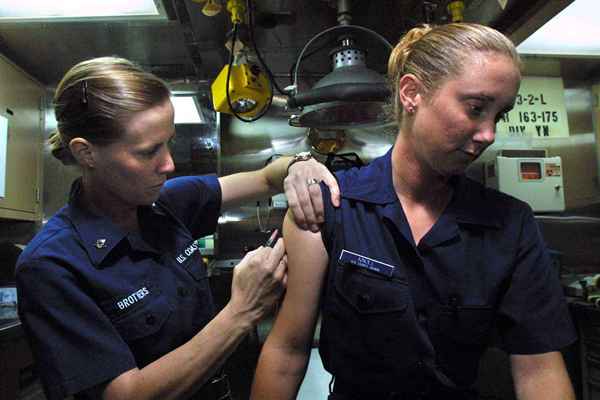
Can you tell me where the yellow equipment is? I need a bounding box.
[211,63,271,118]
[209,0,273,119]
[226,0,245,24]
[447,1,465,22]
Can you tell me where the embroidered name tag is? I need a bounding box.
[339,249,395,278]
[116,287,149,310]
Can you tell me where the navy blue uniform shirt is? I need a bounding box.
[319,148,576,397]
[16,175,221,400]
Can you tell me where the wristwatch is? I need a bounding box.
[286,151,313,174]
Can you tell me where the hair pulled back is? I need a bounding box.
[388,23,520,122]
[49,57,171,165]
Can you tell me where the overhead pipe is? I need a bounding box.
[337,0,352,25]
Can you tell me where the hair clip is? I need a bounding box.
[81,80,88,105]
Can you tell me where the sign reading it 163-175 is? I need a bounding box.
[496,76,570,138]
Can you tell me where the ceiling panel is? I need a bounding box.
[0,20,191,85]
[0,0,581,88]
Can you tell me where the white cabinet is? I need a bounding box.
[0,55,44,221]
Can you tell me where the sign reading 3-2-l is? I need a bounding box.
[496,76,570,138]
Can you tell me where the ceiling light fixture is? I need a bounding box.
[171,95,205,124]
[0,0,164,21]
[517,0,600,56]
[287,0,392,130]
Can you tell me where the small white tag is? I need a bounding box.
[497,0,508,9]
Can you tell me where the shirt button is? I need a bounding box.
[146,314,156,325]
[357,294,371,309]
[177,287,189,297]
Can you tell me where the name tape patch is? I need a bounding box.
[116,287,149,310]
[339,249,395,278]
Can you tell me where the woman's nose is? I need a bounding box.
[473,120,496,145]
[158,148,175,174]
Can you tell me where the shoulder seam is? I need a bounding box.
[22,226,76,262]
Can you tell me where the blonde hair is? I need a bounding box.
[49,57,171,165]
[388,23,520,122]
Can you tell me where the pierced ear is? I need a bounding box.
[398,74,423,112]
[69,138,95,168]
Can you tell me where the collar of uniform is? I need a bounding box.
[379,176,500,250]
[66,179,161,267]
[339,146,397,204]
[445,175,503,228]
[339,148,502,229]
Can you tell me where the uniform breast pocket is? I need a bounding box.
[335,262,409,314]
[327,262,417,372]
[103,287,174,343]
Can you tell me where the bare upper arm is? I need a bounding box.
[265,210,329,350]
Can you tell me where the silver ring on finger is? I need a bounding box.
[306,178,320,186]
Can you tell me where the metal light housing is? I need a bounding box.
[288,26,392,130]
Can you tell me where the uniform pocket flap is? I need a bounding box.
[335,263,409,315]
[112,293,173,342]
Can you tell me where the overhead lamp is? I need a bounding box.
[287,1,392,130]
[211,57,271,117]
[210,0,273,121]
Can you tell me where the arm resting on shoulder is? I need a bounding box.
[218,156,340,231]
[511,351,575,400]
[250,211,329,400]
[219,156,292,210]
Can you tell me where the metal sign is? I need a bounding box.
[496,76,570,138]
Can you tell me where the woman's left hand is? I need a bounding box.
[283,158,340,232]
